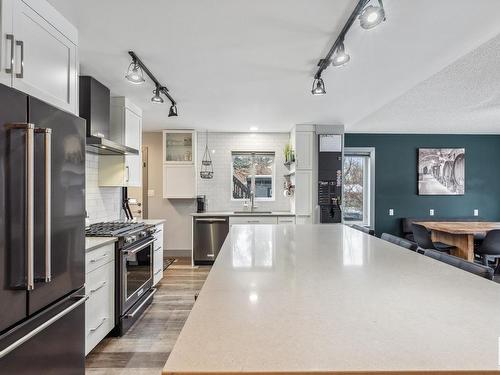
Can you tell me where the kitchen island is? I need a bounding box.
[163,224,500,374]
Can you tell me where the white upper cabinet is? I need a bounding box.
[1,0,78,113]
[162,130,197,199]
[295,131,313,170]
[100,97,143,187]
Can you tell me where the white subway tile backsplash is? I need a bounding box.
[197,132,291,212]
[85,152,122,224]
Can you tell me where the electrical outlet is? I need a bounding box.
[429,209,435,216]
[389,209,394,216]
[474,209,479,217]
[148,189,155,197]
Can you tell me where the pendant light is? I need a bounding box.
[200,131,214,179]
[311,77,326,95]
[331,42,350,67]
[168,104,178,117]
[359,0,386,30]
[151,86,164,103]
[125,59,145,84]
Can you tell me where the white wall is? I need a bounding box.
[143,132,195,256]
[85,152,122,224]
[197,132,291,212]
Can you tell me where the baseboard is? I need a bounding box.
[164,249,191,258]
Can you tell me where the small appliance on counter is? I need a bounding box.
[85,221,157,336]
[197,195,207,213]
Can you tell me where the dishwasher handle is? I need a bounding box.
[195,218,227,222]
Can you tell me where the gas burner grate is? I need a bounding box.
[85,221,146,237]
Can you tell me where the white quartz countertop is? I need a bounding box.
[190,211,295,217]
[140,219,166,226]
[164,224,500,374]
[85,237,117,252]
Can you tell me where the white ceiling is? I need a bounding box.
[48,0,500,133]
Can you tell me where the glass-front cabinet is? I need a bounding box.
[163,130,195,164]
[162,130,197,199]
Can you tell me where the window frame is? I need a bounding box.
[343,147,375,229]
[230,151,276,202]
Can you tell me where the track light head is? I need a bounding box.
[151,87,164,104]
[332,43,350,67]
[168,104,178,117]
[125,59,145,84]
[359,0,385,30]
[311,77,326,95]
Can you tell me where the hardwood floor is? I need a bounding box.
[85,258,210,374]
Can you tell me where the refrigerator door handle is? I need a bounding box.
[7,123,35,290]
[35,128,52,282]
[0,295,88,359]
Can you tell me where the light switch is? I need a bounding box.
[429,209,435,216]
[389,209,394,216]
[148,189,155,197]
[474,209,479,217]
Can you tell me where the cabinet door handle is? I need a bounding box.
[90,281,107,294]
[207,253,215,258]
[247,220,260,223]
[89,317,107,332]
[5,34,14,74]
[15,40,24,78]
[126,165,130,182]
[154,269,162,275]
[89,254,108,263]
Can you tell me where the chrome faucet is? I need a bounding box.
[249,190,258,213]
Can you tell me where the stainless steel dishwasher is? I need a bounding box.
[193,216,229,265]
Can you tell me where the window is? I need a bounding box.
[231,152,275,200]
[343,148,375,227]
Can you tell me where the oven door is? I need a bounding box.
[121,238,154,314]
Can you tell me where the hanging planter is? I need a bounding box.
[200,131,214,179]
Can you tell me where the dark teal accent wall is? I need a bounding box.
[344,134,500,236]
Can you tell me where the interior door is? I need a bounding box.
[12,0,78,114]
[0,83,29,333]
[28,97,85,315]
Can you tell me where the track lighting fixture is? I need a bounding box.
[125,59,145,84]
[311,0,387,95]
[332,42,350,67]
[168,104,178,117]
[311,77,326,95]
[359,0,385,30]
[126,51,179,115]
[151,86,164,104]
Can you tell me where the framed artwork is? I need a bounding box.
[418,148,465,195]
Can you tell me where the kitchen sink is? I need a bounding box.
[233,211,273,214]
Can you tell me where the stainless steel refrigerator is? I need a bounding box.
[0,83,86,374]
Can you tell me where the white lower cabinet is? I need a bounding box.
[153,224,164,286]
[277,216,296,224]
[85,244,115,356]
[295,215,312,224]
[229,216,278,226]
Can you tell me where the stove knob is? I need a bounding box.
[125,236,133,244]
[140,231,146,237]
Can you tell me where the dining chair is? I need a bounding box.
[423,248,494,280]
[380,233,418,251]
[351,224,375,236]
[411,223,455,254]
[475,229,500,273]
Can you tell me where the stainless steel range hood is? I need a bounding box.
[80,76,139,156]
[86,136,139,155]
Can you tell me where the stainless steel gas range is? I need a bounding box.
[86,222,158,335]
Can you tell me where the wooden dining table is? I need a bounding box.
[416,221,500,261]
